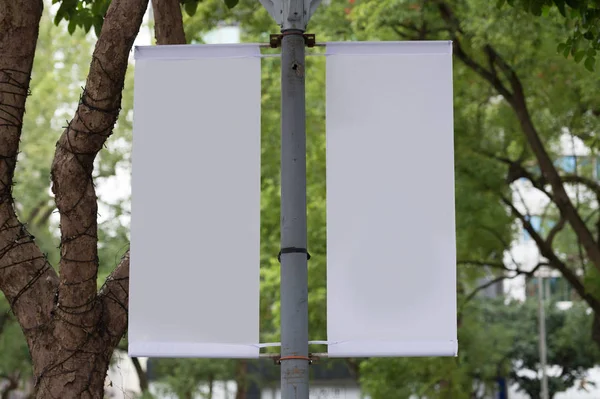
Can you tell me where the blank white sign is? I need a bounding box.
[129,44,261,358]
[326,41,457,357]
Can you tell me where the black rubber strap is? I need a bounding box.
[277,247,311,263]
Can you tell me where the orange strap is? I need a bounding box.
[279,356,311,362]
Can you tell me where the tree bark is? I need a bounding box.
[0,0,59,337]
[151,0,187,44]
[1,0,145,397]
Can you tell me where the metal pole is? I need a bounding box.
[537,270,549,399]
[279,29,309,399]
[257,1,321,397]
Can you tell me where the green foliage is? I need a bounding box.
[508,301,600,398]
[499,0,600,70]
[360,300,600,399]
[223,0,239,9]
[0,300,30,382]
[52,0,108,36]
[51,0,241,33]
[151,358,235,398]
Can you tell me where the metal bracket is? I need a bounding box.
[259,0,323,31]
[269,33,316,49]
[269,353,321,365]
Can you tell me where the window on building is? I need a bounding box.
[526,155,593,178]
[523,215,542,242]
[555,155,577,173]
[522,216,558,242]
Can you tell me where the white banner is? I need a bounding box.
[326,41,457,357]
[129,44,261,358]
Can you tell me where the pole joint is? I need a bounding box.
[269,33,316,48]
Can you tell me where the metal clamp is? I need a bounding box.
[270,353,321,365]
[277,247,311,262]
[269,33,317,48]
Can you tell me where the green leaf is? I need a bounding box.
[588,48,597,57]
[563,44,571,57]
[554,0,566,16]
[54,13,64,26]
[565,0,579,8]
[184,1,198,16]
[574,50,586,62]
[93,16,103,37]
[92,0,111,17]
[531,1,543,16]
[54,5,67,25]
[496,0,506,8]
[585,56,596,71]
[92,0,109,16]
[68,18,77,35]
[542,5,551,17]
[224,0,239,8]
[557,43,567,53]
[83,16,93,33]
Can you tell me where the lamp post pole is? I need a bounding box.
[257,1,322,398]
[537,268,549,399]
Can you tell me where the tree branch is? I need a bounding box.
[561,174,600,198]
[504,60,600,274]
[546,216,566,247]
[438,0,600,276]
[459,258,548,306]
[436,1,514,102]
[51,0,148,313]
[131,356,149,393]
[458,259,547,275]
[152,0,187,44]
[98,249,129,344]
[502,197,600,310]
[0,0,59,333]
[463,271,524,305]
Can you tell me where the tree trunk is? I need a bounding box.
[32,347,112,398]
[0,373,19,399]
[235,360,247,399]
[208,374,214,399]
[1,0,145,397]
[131,357,149,393]
[151,0,186,44]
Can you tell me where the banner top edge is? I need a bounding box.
[134,43,262,60]
[325,40,452,56]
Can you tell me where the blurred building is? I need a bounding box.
[504,133,597,304]
[503,132,600,399]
